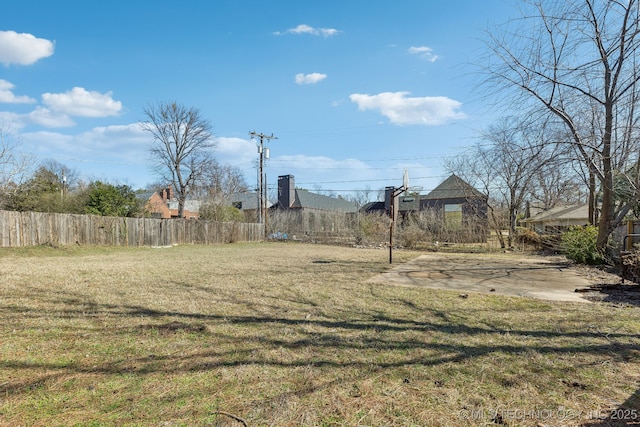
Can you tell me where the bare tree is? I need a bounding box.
[346,185,375,210]
[483,0,640,250]
[447,117,559,248]
[193,161,250,221]
[141,102,215,218]
[197,161,248,200]
[530,161,585,210]
[0,127,31,187]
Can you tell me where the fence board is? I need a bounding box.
[0,210,262,248]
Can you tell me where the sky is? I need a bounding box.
[0,0,520,199]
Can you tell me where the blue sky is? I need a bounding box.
[1,0,518,198]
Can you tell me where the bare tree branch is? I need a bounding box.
[141,102,215,218]
[481,0,640,250]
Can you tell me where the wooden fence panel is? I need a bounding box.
[0,210,262,248]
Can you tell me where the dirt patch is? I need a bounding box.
[368,252,602,303]
[140,321,208,334]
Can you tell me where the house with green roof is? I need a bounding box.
[273,175,358,236]
[275,175,358,213]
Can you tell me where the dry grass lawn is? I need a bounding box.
[0,242,639,426]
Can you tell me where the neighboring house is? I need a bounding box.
[145,187,201,219]
[420,174,488,242]
[365,174,488,222]
[228,191,272,222]
[273,175,358,235]
[363,174,488,242]
[229,191,260,212]
[275,175,358,213]
[420,174,488,223]
[361,200,386,214]
[522,204,589,233]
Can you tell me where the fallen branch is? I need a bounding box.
[213,411,248,426]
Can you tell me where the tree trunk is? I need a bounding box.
[596,102,614,251]
[588,169,596,225]
[488,205,506,249]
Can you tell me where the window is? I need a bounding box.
[444,204,463,228]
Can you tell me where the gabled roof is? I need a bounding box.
[293,189,358,213]
[424,174,485,200]
[524,204,589,224]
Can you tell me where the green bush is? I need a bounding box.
[561,225,604,264]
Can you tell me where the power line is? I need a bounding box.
[289,175,441,185]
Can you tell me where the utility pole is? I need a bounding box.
[249,131,277,239]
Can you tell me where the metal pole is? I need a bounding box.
[259,137,264,225]
[264,173,268,239]
[389,191,394,263]
[388,184,407,264]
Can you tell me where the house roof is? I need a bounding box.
[423,174,485,200]
[523,204,589,224]
[361,201,385,212]
[229,192,267,211]
[292,189,358,213]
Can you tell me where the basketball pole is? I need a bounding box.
[389,170,409,264]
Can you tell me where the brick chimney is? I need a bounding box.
[278,175,295,209]
[161,187,173,202]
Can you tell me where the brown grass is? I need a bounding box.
[0,242,639,426]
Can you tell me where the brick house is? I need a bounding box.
[145,187,201,219]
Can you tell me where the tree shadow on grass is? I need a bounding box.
[580,283,640,308]
[2,292,639,378]
[2,285,640,426]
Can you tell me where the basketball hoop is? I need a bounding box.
[403,169,409,194]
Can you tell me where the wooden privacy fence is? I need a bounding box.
[0,210,263,247]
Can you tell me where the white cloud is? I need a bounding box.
[0,30,54,66]
[42,87,122,118]
[274,24,341,37]
[74,124,151,164]
[349,91,466,126]
[295,73,327,85]
[28,107,76,128]
[21,130,74,151]
[82,124,148,150]
[0,111,25,129]
[408,46,439,62]
[215,136,257,163]
[20,124,149,161]
[0,80,35,104]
